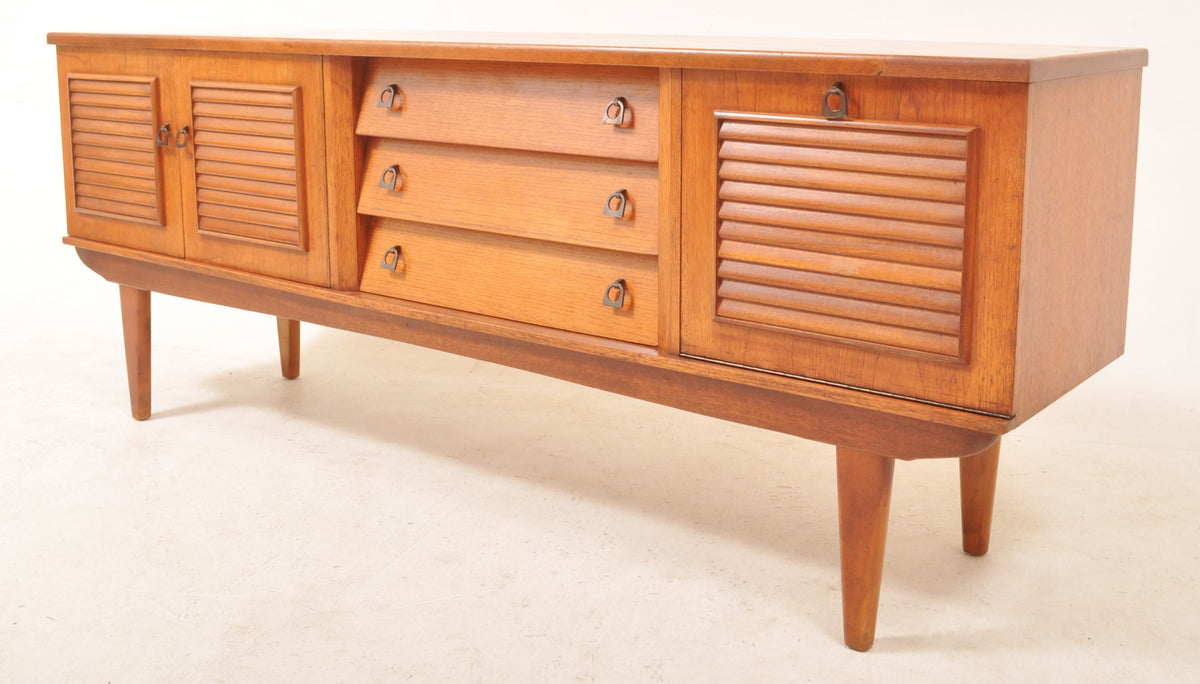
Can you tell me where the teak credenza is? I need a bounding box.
[47,32,1146,651]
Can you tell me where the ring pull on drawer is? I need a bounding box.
[822,82,849,119]
[377,84,403,111]
[602,97,628,126]
[380,245,404,272]
[603,189,629,219]
[379,165,403,191]
[603,279,627,309]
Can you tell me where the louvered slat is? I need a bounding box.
[72,144,154,165]
[718,299,961,358]
[719,239,962,292]
[67,74,163,225]
[718,280,961,335]
[719,221,963,270]
[192,115,294,138]
[720,160,966,203]
[74,169,157,192]
[720,180,965,226]
[198,217,301,245]
[719,140,967,180]
[195,159,297,185]
[719,120,968,157]
[74,156,156,178]
[75,183,158,207]
[717,260,962,314]
[70,104,153,123]
[192,101,297,122]
[195,173,297,199]
[720,201,964,248]
[190,82,304,249]
[715,114,975,359]
[76,196,160,221]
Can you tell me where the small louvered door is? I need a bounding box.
[55,49,185,257]
[177,54,329,286]
[680,70,1022,414]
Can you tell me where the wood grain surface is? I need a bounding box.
[48,33,1148,83]
[359,219,659,345]
[1010,69,1143,425]
[356,59,659,161]
[357,139,658,254]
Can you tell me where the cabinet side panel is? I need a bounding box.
[1012,69,1142,424]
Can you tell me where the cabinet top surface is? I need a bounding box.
[47,31,1146,82]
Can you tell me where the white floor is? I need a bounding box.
[2,278,1198,682]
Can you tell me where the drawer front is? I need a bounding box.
[361,219,658,345]
[356,60,659,162]
[358,139,658,254]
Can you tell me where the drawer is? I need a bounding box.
[356,60,659,162]
[361,219,658,345]
[358,139,658,255]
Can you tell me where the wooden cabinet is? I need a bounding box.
[48,33,1147,652]
[56,48,330,285]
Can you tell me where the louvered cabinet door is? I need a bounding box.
[680,71,1029,415]
[176,53,330,286]
[54,48,185,257]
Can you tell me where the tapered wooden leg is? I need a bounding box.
[118,286,151,421]
[836,447,895,652]
[277,318,300,379]
[960,440,1001,556]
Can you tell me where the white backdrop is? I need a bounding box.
[1,2,1197,678]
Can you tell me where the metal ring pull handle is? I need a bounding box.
[377,84,403,111]
[155,123,171,147]
[602,97,628,126]
[174,125,190,149]
[379,165,403,191]
[602,279,627,309]
[380,246,404,272]
[822,82,848,119]
[603,189,629,218]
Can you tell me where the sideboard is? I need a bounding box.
[47,32,1146,651]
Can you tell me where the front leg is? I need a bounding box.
[836,446,895,651]
[960,440,1001,556]
[119,286,151,420]
[276,318,300,379]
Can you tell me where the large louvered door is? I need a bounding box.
[55,48,185,257]
[681,70,1025,415]
[713,114,974,360]
[177,53,330,286]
